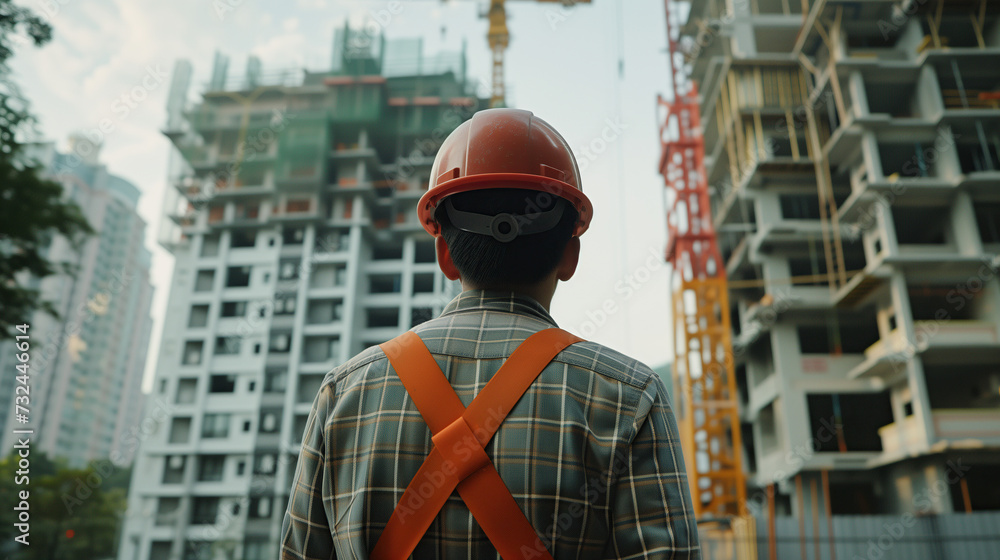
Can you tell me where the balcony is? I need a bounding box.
[877,415,928,462]
[879,409,1000,464]
[933,409,1000,446]
[848,329,909,380]
[915,320,999,349]
[173,139,213,169]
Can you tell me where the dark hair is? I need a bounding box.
[436,188,579,288]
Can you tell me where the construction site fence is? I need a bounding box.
[698,510,1000,560]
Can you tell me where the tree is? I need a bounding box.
[0,452,127,560]
[0,0,93,340]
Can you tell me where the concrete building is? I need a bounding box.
[676,0,1000,550]
[0,136,154,467]
[118,26,481,560]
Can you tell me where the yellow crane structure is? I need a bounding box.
[658,0,751,556]
[477,0,591,107]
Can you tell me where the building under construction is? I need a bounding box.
[671,0,1000,556]
[118,26,483,560]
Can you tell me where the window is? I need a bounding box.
[303,336,340,362]
[306,299,342,324]
[220,301,247,318]
[975,202,1000,244]
[367,307,399,328]
[373,243,403,260]
[197,455,225,482]
[283,227,305,245]
[414,241,435,262]
[182,340,204,365]
[265,369,287,393]
[788,258,828,287]
[286,198,312,213]
[226,266,252,287]
[169,417,192,444]
[201,234,221,257]
[243,539,268,560]
[201,413,230,438]
[297,374,324,403]
[249,496,272,519]
[209,374,236,393]
[293,414,309,444]
[194,270,215,292]
[413,273,434,293]
[176,378,197,404]
[314,229,343,253]
[807,392,892,452]
[243,420,251,432]
[309,264,345,288]
[279,259,299,280]
[893,206,948,245]
[190,497,220,525]
[183,540,212,560]
[234,202,260,221]
[274,294,297,315]
[254,453,277,474]
[188,304,210,327]
[236,460,246,476]
[162,455,185,484]
[259,410,280,434]
[269,332,291,353]
[758,402,779,455]
[149,541,172,560]
[370,274,402,293]
[780,194,822,220]
[214,336,241,356]
[230,229,256,248]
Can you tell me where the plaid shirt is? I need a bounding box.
[281,290,700,559]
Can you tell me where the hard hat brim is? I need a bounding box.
[417,173,593,238]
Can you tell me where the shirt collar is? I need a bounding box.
[441,289,558,327]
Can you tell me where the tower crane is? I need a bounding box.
[658,0,747,527]
[471,0,591,108]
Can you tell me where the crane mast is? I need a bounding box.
[658,0,747,519]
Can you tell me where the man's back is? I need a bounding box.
[281,290,700,559]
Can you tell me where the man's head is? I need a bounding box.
[418,109,593,305]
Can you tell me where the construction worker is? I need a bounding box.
[280,108,701,559]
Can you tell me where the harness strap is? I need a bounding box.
[370,328,582,560]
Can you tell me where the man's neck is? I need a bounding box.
[461,280,557,312]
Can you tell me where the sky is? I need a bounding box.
[9,0,676,390]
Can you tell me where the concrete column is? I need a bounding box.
[950,191,982,256]
[888,273,936,446]
[848,70,868,118]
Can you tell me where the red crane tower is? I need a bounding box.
[657,0,747,522]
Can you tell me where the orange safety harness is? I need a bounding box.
[370,328,583,560]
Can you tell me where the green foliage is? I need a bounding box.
[0,452,128,560]
[0,0,94,339]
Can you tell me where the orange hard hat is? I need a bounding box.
[418,108,592,238]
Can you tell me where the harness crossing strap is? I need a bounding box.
[370,328,583,560]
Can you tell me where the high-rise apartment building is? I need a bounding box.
[118,27,482,560]
[0,136,154,467]
[675,0,1000,554]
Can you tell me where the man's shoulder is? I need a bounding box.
[554,339,661,392]
[321,343,388,388]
